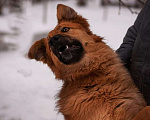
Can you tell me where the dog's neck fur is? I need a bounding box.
[55,42,136,97]
[52,42,123,82]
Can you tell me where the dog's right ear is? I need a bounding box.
[57,4,92,34]
[28,38,47,63]
[57,4,77,23]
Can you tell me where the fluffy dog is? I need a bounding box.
[28,4,146,120]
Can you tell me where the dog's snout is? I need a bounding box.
[53,35,60,41]
[49,35,60,46]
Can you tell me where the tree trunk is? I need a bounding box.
[0,0,2,15]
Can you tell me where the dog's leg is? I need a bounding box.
[133,106,150,120]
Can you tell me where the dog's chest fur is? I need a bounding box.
[57,72,144,120]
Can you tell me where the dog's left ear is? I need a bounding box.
[28,38,47,63]
[57,4,77,23]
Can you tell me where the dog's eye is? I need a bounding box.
[61,27,70,32]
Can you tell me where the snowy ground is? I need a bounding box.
[0,0,140,120]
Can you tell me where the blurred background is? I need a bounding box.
[0,0,144,120]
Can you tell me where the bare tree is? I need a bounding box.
[118,0,145,14]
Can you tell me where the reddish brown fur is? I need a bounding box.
[28,4,146,120]
[133,106,150,120]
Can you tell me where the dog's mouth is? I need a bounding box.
[49,35,84,64]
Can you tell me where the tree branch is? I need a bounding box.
[118,0,139,14]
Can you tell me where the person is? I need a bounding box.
[116,0,150,105]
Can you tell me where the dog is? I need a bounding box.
[28,4,146,120]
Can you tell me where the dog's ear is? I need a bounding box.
[57,4,77,23]
[57,4,92,34]
[28,38,47,63]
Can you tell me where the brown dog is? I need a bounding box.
[28,4,146,120]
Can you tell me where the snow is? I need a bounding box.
[0,0,140,120]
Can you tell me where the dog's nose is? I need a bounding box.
[49,35,60,46]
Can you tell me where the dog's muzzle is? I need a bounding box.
[49,34,84,65]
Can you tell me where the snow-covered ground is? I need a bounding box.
[0,0,140,120]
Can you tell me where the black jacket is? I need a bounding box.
[116,0,150,105]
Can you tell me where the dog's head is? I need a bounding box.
[28,4,107,81]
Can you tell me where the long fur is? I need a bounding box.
[28,4,146,120]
